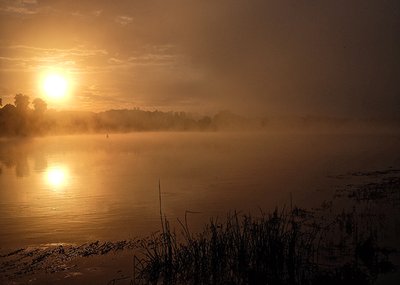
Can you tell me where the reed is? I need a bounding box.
[126,175,399,285]
[130,204,393,284]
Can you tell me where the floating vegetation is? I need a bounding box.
[335,176,400,205]
[0,240,138,278]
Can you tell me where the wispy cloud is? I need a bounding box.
[0,0,39,15]
[114,15,133,26]
[6,45,108,56]
[0,43,185,76]
[0,45,108,72]
[0,6,36,15]
[21,0,37,4]
[92,9,102,17]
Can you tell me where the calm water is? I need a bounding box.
[1,132,399,249]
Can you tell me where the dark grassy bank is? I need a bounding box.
[129,172,399,285]
[130,209,394,285]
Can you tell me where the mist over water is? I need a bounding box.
[0,132,399,249]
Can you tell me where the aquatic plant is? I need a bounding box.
[130,206,395,284]
[121,171,400,284]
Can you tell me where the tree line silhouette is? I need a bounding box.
[0,94,254,137]
[0,94,49,136]
[1,94,398,137]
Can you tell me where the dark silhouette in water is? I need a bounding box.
[0,139,47,177]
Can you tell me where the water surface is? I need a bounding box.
[1,132,399,249]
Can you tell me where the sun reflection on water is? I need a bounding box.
[45,166,69,190]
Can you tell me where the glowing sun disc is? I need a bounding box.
[43,74,68,98]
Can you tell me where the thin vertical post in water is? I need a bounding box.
[159,179,165,236]
[132,256,136,285]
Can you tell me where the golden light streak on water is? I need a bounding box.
[45,166,69,190]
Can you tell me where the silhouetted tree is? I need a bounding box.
[0,104,16,113]
[33,98,47,114]
[14,93,30,111]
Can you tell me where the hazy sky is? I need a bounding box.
[0,0,399,117]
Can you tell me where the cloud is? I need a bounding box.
[92,9,102,17]
[0,45,109,72]
[0,0,39,15]
[114,15,132,26]
[0,6,37,15]
[6,45,108,55]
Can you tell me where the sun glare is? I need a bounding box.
[42,73,68,99]
[46,166,69,190]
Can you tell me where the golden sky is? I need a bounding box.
[0,0,399,118]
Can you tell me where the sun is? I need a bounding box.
[42,73,68,99]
